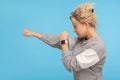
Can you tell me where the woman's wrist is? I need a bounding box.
[61,44,69,51]
[32,32,42,38]
[31,32,36,37]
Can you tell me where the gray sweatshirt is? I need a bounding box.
[39,34,106,80]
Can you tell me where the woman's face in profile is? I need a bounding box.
[71,17,87,38]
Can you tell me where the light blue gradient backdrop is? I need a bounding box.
[0,0,120,80]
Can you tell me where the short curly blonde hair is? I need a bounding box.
[71,3,97,28]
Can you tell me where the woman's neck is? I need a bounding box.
[86,28,98,39]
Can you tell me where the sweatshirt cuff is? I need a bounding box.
[62,50,70,57]
[38,34,49,43]
[38,34,45,40]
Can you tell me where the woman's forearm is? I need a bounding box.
[32,32,42,39]
[61,44,69,51]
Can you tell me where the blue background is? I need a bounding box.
[0,0,120,80]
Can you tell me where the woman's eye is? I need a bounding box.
[74,25,77,28]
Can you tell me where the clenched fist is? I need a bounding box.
[23,29,34,37]
[59,31,69,41]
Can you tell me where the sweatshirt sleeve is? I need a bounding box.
[62,51,81,72]
[39,34,61,49]
[62,49,100,72]
[39,34,78,50]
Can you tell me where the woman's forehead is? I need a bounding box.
[71,17,80,25]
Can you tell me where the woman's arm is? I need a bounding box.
[23,29,78,50]
[59,31,79,72]
[23,29,61,49]
[23,29,42,38]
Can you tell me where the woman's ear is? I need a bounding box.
[84,22,89,29]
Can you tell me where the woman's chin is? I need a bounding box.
[78,35,84,38]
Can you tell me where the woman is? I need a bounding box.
[23,3,106,80]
